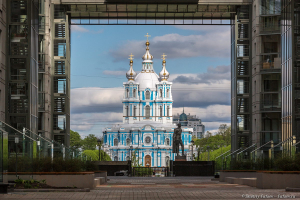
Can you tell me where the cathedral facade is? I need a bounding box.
[103,36,193,167]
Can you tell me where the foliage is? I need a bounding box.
[131,149,142,167]
[70,130,83,149]
[8,156,101,172]
[14,179,47,189]
[133,167,153,177]
[228,153,300,171]
[82,150,111,161]
[196,145,232,170]
[82,134,98,150]
[194,124,231,153]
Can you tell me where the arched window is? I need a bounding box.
[134,106,136,117]
[126,156,130,161]
[126,106,129,116]
[126,138,130,146]
[145,105,150,119]
[160,89,163,98]
[126,89,129,98]
[114,156,118,161]
[167,89,169,98]
[166,138,170,146]
[133,89,136,98]
[145,90,150,99]
[167,106,170,116]
[114,138,118,146]
[160,106,162,117]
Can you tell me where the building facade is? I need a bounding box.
[0,0,299,157]
[103,39,193,166]
[173,109,205,139]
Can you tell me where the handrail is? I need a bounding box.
[269,136,293,150]
[215,149,231,160]
[292,140,300,146]
[0,120,36,141]
[23,127,52,144]
[237,143,256,155]
[225,148,242,159]
[250,140,273,154]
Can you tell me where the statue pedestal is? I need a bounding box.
[175,155,186,161]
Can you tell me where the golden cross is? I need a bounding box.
[145,33,151,41]
[128,53,134,61]
[161,53,167,60]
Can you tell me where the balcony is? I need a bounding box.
[261,54,281,71]
[259,16,280,35]
[260,100,281,111]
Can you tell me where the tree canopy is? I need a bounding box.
[194,124,231,153]
[82,150,111,161]
[70,130,82,149]
[82,134,98,150]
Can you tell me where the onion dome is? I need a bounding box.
[179,107,188,126]
[126,53,137,81]
[159,53,170,81]
[142,33,153,62]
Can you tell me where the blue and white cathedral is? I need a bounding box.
[103,35,193,167]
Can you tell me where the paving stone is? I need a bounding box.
[0,177,299,199]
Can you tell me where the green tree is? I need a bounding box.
[82,134,98,150]
[131,149,142,167]
[82,150,111,161]
[70,130,82,149]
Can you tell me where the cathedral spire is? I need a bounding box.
[142,33,153,63]
[159,53,170,81]
[126,53,137,81]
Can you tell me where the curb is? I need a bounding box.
[286,187,300,192]
[11,188,90,192]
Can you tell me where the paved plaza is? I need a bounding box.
[0,176,299,200]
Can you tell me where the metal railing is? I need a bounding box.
[132,167,168,177]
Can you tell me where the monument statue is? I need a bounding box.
[173,123,184,156]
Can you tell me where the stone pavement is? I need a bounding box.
[0,176,299,199]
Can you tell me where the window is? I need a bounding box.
[145,90,150,99]
[167,106,170,116]
[145,136,151,144]
[167,89,169,98]
[134,106,136,117]
[126,156,130,161]
[133,89,136,98]
[114,138,118,146]
[145,105,150,119]
[126,89,129,98]
[160,89,163,97]
[114,156,118,161]
[126,106,129,116]
[160,106,162,117]
[166,138,170,146]
[126,138,130,146]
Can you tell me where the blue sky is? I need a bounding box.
[70,25,231,138]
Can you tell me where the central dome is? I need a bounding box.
[135,72,159,90]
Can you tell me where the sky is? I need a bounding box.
[70,25,231,138]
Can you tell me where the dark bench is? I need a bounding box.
[0,183,12,194]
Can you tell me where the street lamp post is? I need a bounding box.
[97,138,102,161]
[15,135,19,178]
[190,140,194,161]
[207,145,210,161]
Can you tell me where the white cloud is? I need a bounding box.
[103,70,127,76]
[173,25,230,33]
[71,87,123,113]
[109,31,230,61]
[71,25,103,34]
[71,25,89,33]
